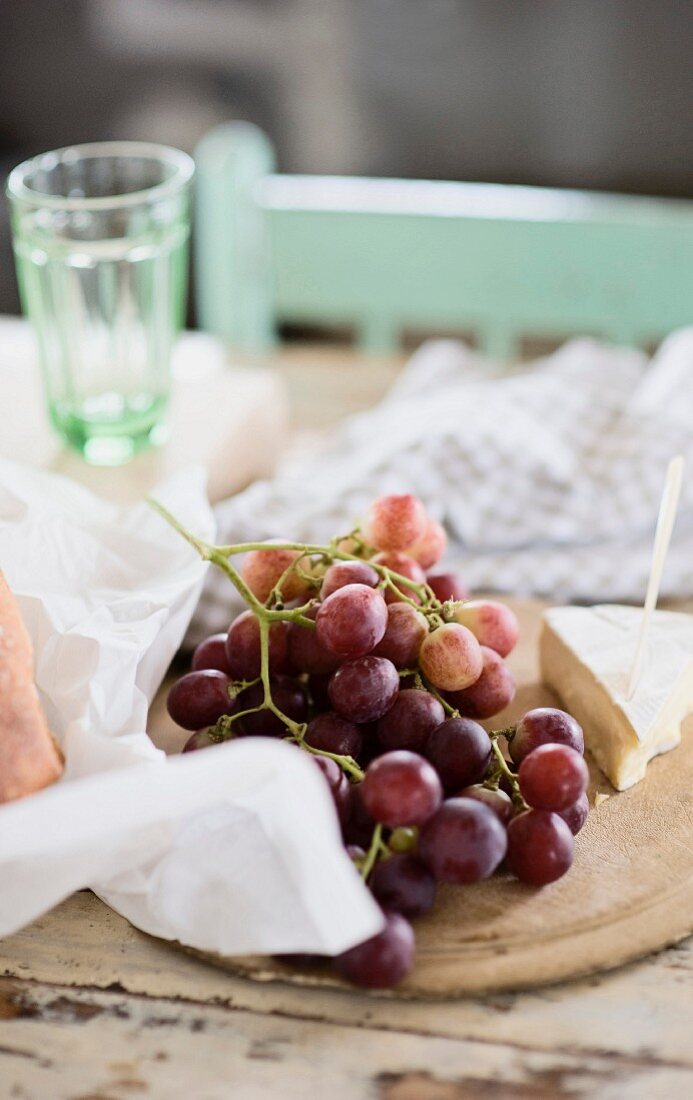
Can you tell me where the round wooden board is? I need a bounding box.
[149,599,693,997]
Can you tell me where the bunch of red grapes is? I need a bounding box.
[165,494,589,990]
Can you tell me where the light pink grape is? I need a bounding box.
[363,494,427,552]
[419,623,483,692]
[453,599,519,658]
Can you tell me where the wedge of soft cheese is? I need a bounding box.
[540,604,693,790]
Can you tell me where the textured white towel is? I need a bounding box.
[190,331,693,645]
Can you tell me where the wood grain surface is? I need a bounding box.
[148,599,693,997]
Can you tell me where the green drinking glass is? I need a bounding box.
[6,142,194,465]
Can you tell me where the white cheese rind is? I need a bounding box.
[540,604,693,790]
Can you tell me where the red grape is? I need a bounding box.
[321,560,379,599]
[305,712,363,758]
[328,656,399,724]
[312,754,352,824]
[225,611,289,680]
[424,716,492,792]
[453,599,519,658]
[316,584,388,658]
[372,602,428,668]
[509,708,585,766]
[377,688,445,752]
[506,810,574,885]
[419,623,483,691]
[191,633,232,675]
[518,744,588,812]
[369,854,436,918]
[426,572,470,603]
[419,797,507,883]
[457,784,514,825]
[167,670,234,730]
[287,606,341,675]
[408,518,447,570]
[181,729,216,753]
[447,646,515,720]
[241,545,310,603]
[336,910,415,989]
[372,551,426,604]
[557,792,589,835]
[361,751,442,827]
[235,677,307,737]
[363,494,427,552]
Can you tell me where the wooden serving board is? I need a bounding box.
[148,599,693,997]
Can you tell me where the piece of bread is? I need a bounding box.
[0,569,64,803]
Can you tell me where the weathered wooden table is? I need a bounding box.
[1,342,691,1099]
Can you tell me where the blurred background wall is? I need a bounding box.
[2,0,692,317]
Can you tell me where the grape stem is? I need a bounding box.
[360,823,384,881]
[421,676,458,717]
[489,736,528,809]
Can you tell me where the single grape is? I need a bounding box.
[321,560,379,599]
[557,792,589,835]
[361,750,443,827]
[336,910,415,989]
[372,603,428,668]
[287,606,341,675]
[312,754,352,824]
[457,784,514,825]
[426,572,470,603]
[363,494,427,552]
[518,744,589,812]
[447,646,516,720]
[509,708,585,766]
[328,656,399,724]
[419,797,508,883]
[419,623,483,691]
[343,781,376,848]
[452,599,519,658]
[305,711,363,759]
[181,729,216,753]
[506,810,574,885]
[424,716,492,793]
[388,826,419,853]
[167,670,235,730]
[241,544,310,604]
[369,854,436,918]
[235,677,307,737]
[408,518,447,570]
[372,551,426,604]
[316,584,388,658]
[377,688,445,752]
[225,611,289,680]
[191,633,232,675]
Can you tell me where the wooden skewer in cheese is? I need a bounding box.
[0,569,64,803]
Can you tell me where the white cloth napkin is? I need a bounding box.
[0,460,381,953]
[191,330,693,645]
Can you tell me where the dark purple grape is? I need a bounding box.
[305,712,363,758]
[181,729,216,753]
[369,854,436,918]
[235,677,307,737]
[316,584,388,659]
[506,810,574,885]
[167,670,234,730]
[557,792,589,835]
[287,607,341,675]
[343,781,375,848]
[426,572,469,603]
[362,750,442,827]
[447,646,515,720]
[509,708,584,766]
[312,754,352,824]
[191,633,232,675]
[336,911,415,989]
[371,603,428,668]
[321,560,379,599]
[419,797,507,884]
[377,688,445,752]
[328,656,399,724]
[457,784,514,825]
[225,611,289,680]
[518,744,588,812]
[424,717,492,793]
